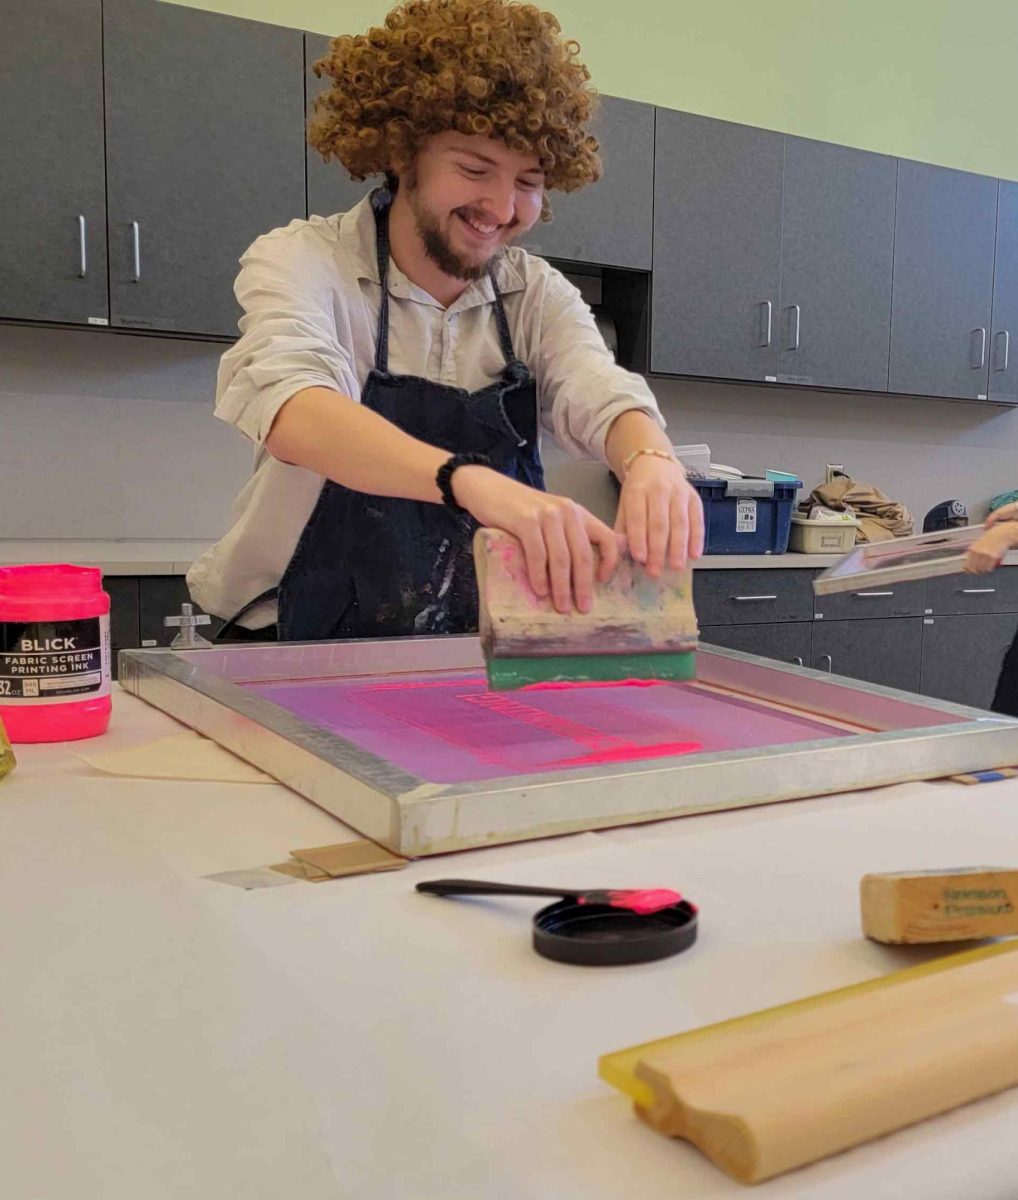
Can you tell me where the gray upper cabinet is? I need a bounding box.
[777,139,896,392]
[305,33,376,219]
[652,110,783,380]
[526,97,654,270]
[889,160,998,400]
[103,0,306,337]
[989,180,1018,404]
[0,0,108,325]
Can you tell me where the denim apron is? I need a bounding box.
[225,189,544,641]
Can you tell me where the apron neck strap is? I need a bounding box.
[486,266,518,366]
[371,187,394,373]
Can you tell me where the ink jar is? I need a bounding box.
[0,564,112,743]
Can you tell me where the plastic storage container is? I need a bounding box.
[672,444,712,476]
[0,564,112,743]
[789,513,860,554]
[691,477,802,555]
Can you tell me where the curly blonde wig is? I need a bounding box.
[308,0,601,202]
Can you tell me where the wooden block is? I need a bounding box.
[617,942,1018,1184]
[287,840,408,880]
[474,526,697,660]
[861,866,1018,944]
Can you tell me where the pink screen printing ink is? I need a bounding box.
[0,564,112,743]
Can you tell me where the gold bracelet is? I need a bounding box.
[622,447,680,478]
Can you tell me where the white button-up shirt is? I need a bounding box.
[188,196,665,626]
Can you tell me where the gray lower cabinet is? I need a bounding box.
[700,622,812,666]
[693,569,814,626]
[697,568,1018,707]
[925,568,1018,616]
[103,0,306,337]
[526,97,654,270]
[305,33,376,219]
[811,617,923,694]
[777,138,896,392]
[889,160,998,400]
[920,614,1018,711]
[812,578,925,621]
[1,0,108,325]
[106,577,140,681]
[989,180,1018,404]
[139,577,217,647]
[103,576,218,675]
[652,110,783,380]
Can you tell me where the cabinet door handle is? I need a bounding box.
[855,591,894,598]
[787,304,800,351]
[970,327,987,370]
[77,215,87,278]
[732,594,778,602]
[818,654,832,673]
[961,587,996,594]
[791,656,804,667]
[758,300,772,348]
[994,330,1010,373]
[131,221,141,282]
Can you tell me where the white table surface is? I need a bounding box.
[3,689,1018,1200]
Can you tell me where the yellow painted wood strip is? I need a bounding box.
[599,939,1018,1111]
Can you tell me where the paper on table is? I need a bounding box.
[205,866,299,889]
[78,731,408,884]
[77,730,274,784]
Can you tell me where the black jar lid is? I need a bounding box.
[532,897,698,966]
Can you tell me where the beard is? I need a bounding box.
[406,178,508,282]
[420,218,499,281]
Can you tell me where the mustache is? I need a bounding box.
[455,206,517,230]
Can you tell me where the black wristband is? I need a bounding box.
[436,453,491,514]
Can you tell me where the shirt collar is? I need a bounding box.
[338,194,527,312]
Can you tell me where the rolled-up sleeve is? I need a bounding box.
[214,224,360,445]
[529,269,665,463]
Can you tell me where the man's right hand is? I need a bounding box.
[451,465,621,614]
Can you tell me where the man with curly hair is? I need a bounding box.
[189,0,702,641]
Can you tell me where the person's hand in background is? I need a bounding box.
[964,516,1018,574]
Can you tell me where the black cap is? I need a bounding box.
[532,898,698,966]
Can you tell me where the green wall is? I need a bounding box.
[166,0,1018,182]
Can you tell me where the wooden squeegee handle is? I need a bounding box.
[416,878,582,901]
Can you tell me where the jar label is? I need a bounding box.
[0,616,111,704]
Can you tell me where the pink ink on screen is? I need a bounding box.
[242,671,851,784]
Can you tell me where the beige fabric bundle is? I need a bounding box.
[806,476,914,543]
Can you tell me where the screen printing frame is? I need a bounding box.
[118,637,1018,856]
[814,524,986,595]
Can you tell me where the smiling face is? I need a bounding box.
[399,132,545,281]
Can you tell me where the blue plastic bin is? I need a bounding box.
[691,477,802,554]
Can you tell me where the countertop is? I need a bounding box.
[0,540,944,574]
[0,540,211,575]
[2,689,1017,1199]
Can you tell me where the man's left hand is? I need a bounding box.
[615,456,704,575]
